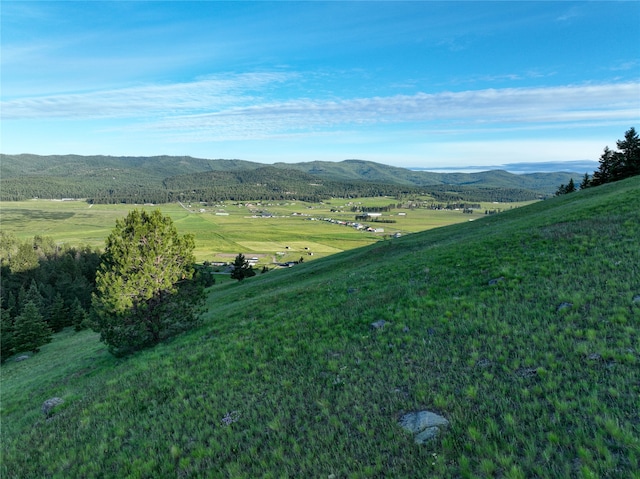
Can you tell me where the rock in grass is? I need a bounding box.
[399,411,449,444]
[557,302,573,312]
[488,277,504,285]
[415,427,441,444]
[632,294,640,304]
[14,355,30,362]
[370,320,387,330]
[42,397,64,417]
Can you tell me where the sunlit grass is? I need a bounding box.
[1,179,638,477]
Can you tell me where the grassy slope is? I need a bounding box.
[1,178,639,478]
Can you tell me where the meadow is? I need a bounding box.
[1,179,639,478]
[0,197,533,264]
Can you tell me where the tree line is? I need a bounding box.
[556,127,639,195]
[0,233,101,360]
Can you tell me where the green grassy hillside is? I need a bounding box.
[2,177,639,478]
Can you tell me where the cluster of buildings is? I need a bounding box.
[310,216,386,234]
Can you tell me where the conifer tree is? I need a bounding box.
[591,128,639,186]
[579,173,590,189]
[92,209,204,355]
[13,300,52,353]
[230,253,255,281]
[616,126,640,178]
[49,293,68,332]
[71,298,88,332]
[22,280,45,316]
[0,305,15,362]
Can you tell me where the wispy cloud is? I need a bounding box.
[1,72,293,119]
[555,5,585,22]
[609,60,640,72]
[2,75,638,143]
[141,82,640,141]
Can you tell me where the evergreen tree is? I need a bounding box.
[92,209,204,355]
[230,253,255,281]
[22,280,45,316]
[49,293,68,332]
[12,300,52,353]
[555,184,567,196]
[70,298,87,332]
[579,173,590,190]
[591,147,614,186]
[4,291,17,318]
[591,128,639,186]
[555,179,576,195]
[193,264,215,288]
[0,305,15,362]
[616,126,640,178]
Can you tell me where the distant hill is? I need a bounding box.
[419,160,600,174]
[0,154,583,202]
[271,159,582,192]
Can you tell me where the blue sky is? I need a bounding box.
[1,1,639,170]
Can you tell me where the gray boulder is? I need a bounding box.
[399,410,449,444]
[42,397,64,417]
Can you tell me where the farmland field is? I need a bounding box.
[0,198,535,264]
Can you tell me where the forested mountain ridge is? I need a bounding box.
[0,154,580,202]
[275,159,586,191]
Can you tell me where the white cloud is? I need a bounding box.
[2,76,638,144]
[1,72,293,119]
[139,82,640,141]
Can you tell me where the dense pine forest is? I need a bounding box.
[0,233,100,361]
[0,155,575,204]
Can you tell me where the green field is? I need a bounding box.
[1,177,638,477]
[0,198,533,264]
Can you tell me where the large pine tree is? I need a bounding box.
[12,300,52,353]
[91,209,204,355]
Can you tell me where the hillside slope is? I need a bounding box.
[2,177,639,478]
